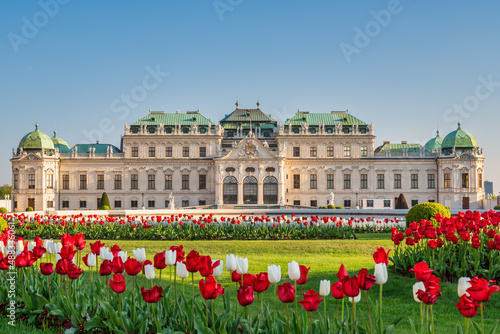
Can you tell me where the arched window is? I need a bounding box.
[223,176,238,204]
[263,176,278,204]
[243,176,258,204]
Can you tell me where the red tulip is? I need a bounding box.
[373,247,390,265]
[296,265,310,285]
[342,277,359,298]
[199,275,225,300]
[74,233,86,250]
[61,233,75,248]
[55,259,70,275]
[185,250,202,273]
[15,251,30,267]
[357,269,376,291]
[237,285,255,306]
[110,244,121,256]
[141,285,163,303]
[253,272,270,293]
[68,263,84,279]
[427,240,437,249]
[32,246,46,260]
[40,262,54,275]
[331,281,345,299]
[90,240,105,255]
[124,257,143,276]
[199,255,220,277]
[411,262,433,282]
[59,245,77,261]
[298,289,323,312]
[416,289,441,305]
[169,245,185,263]
[34,236,43,248]
[337,263,348,281]
[100,259,113,276]
[111,256,125,274]
[154,252,167,270]
[142,260,153,274]
[455,295,480,318]
[423,275,441,295]
[231,270,241,282]
[277,282,295,303]
[108,273,126,293]
[466,277,499,303]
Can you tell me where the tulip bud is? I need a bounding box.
[133,248,147,263]
[374,263,388,285]
[349,292,361,303]
[268,264,281,284]
[319,280,331,296]
[176,262,189,279]
[458,277,471,297]
[226,254,237,272]
[288,261,300,281]
[213,259,224,278]
[87,253,96,267]
[144,264,155,280]
[413,282,425,303]
[236,256,248,275]
[165,250,177,266]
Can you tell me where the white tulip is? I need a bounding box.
[288,261,300,281]
[236,256,248,275]
[413,282,425,303]
[117,251,127,263]
[86,253,96,267]
[213,260,224,278]
[54,242,62,254]
[46,241,55,255]
[458,277,471,297]
[165,250,177,266]
[349,293,361,303]
[55,253,61,262]
[0,244,4,255]
[268,264,281,284]
[374,263,388,285]
[16,240,24,252]
[177,262,189,279]
[16,250,23,257]
[27,241,36,251]
[144,264,155,280]
[43,239,52,249]
[226,254,237,272]
[319,280,331,297]
[133,248,147,262]
[100,247,113,261]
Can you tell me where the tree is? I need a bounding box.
[395,193,408,209]
[100,192,110,210]
[0,184,11,197]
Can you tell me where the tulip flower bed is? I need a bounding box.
[1,213,402,241]
[2,232,500,334]
[391,210,500,282]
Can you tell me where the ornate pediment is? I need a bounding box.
[218,136,277,161]
[19,153,43,161]
[454,152,476,160]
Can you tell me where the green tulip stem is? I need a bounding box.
[159,268,162,286]
[274,283,277,311]
[430,305,434,334]
[466,317,470,334]
[248,305,252,334]
[420,303,424,334]
[205,299,209,327]
[336,299,339,320]
[211,299,215,329]
[191,272,195,329]
[426,303,429,334]
[379,284,383,332]
[480,303,484,334]
[294,281,298,318]
[174,272,177,303]
[324,298,327,326]
[341,297,345,323]
[133,275,137,324]
[47,275,51,301]
[235,281,238,319]
[310,311,313,334]
[364,290,372,334]
[182,278,185,294]
[286,303,290,334]
[151,302,159,334]
[351,299,356,334]
[257,293,260,315]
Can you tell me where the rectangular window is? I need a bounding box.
[28,174,35,189]
[394,174,402,189]
[62,200,69,208]
[165,146,172,157]
[427,174,435,189]
[182,175,190,190]
[97,174,105,190]
[310,200,318,207]
[182,146,189,157]
[165,175,172,190]
[310,147,317,157]
[46,174,53,189]
[148,175,155,190]
[361,146,368,157]
[411,174,419,189]
[131,174,138,190]
[462,173,469,188]
[131,147,138,157]
[47,200,54,208]
[62,175,69,190]
[367,200,374,207]
[344,199,351,207]
[384,200,391,208]
[377,174,385,189]
[79,174,87,190]
[360,174,368,189]
[199,200,206,206]
[148,200,155,208]
[478,173,483,188]
[114,174,122,190]
[131,200,138,208]
[199,174,206,190]
[327,174,334,189]
[182,200,189,207]
[293,147,300,157]
[411,199,419,207]
[293,200,301,206]
[444,173,451,188]
[80,201,87,208]
[14,174,19,190]
[344,174,351,189]
[327,146,334,157]
[165,200,170,208]
[310,174,317,189]
[343,146,351,157]
[199,146,206,158]
[114,201,122,208]
[148,147,155,158]
[293,174,300,189]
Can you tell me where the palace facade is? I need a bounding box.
[10,103,485,212]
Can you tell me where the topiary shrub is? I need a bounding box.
[319,206,327,209]
[406,202,451,228]
[445,206,451,210]
[101,205,110,211]
[99,192,110,210]
[26,207,34,212]
[335,206,344,209]
[395,193,409,209]
[327,204,335,209]
[0,217,7,233]
[0,207,7,214]
[494,206,500,210]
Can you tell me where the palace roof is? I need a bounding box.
[284,111,368,126]
[132,111,214,127]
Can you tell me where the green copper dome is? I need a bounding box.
[51,131,70,151]
[18,124,55,151]
[424,130,443,152]
[441,123,478,154]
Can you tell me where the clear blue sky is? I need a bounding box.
[1,0,499,193]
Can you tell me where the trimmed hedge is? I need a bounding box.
[494,206,500,210]
[101,205,110,211]
[100,192,110,210]
[327,204,335,209]
[0,207,7,214]
[0,217,7,233]
[26,207,34,212]
[406,202,451,228]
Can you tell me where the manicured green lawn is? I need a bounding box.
[5,234,500,333]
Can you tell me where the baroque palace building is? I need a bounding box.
[10,103,485,212]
